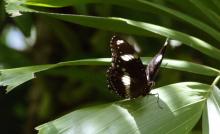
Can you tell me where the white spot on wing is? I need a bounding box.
[116,40,124,45]
[147,74,150,81]
[122,75,131,89]
[120,54,136,61]
[155,55,162,63]
[111,63,115,67]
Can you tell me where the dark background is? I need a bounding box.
[0,1,218,134]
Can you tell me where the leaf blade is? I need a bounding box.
[190,0,220,30]
[22,0,220,43]
[5,2,220,61]
[38,12,220,61]
[0,58,219,93]
[202,85,220,134]
[36,82,210,134]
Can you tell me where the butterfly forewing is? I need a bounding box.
[107,36,150,99]
[145,39,168,82]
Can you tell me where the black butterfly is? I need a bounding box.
[107,36,168,99]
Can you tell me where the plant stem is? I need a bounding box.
[211,75,220,86]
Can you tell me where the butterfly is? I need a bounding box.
[106,36,168,99]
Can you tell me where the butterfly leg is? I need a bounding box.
[148,92,163,109]
[163,62,168,68]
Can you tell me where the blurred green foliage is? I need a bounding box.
[1,0,220,134]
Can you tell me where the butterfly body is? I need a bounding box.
[107,36,168,99]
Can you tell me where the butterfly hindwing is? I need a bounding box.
[107,67,126,98]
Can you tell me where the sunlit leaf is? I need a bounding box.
[36,82,210,134]
[38,12,220,61]
[0,58,219,93]
[5,0,33,17]
[202,85,220,134]
[22,0,220,43]
[4,1,220,61]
